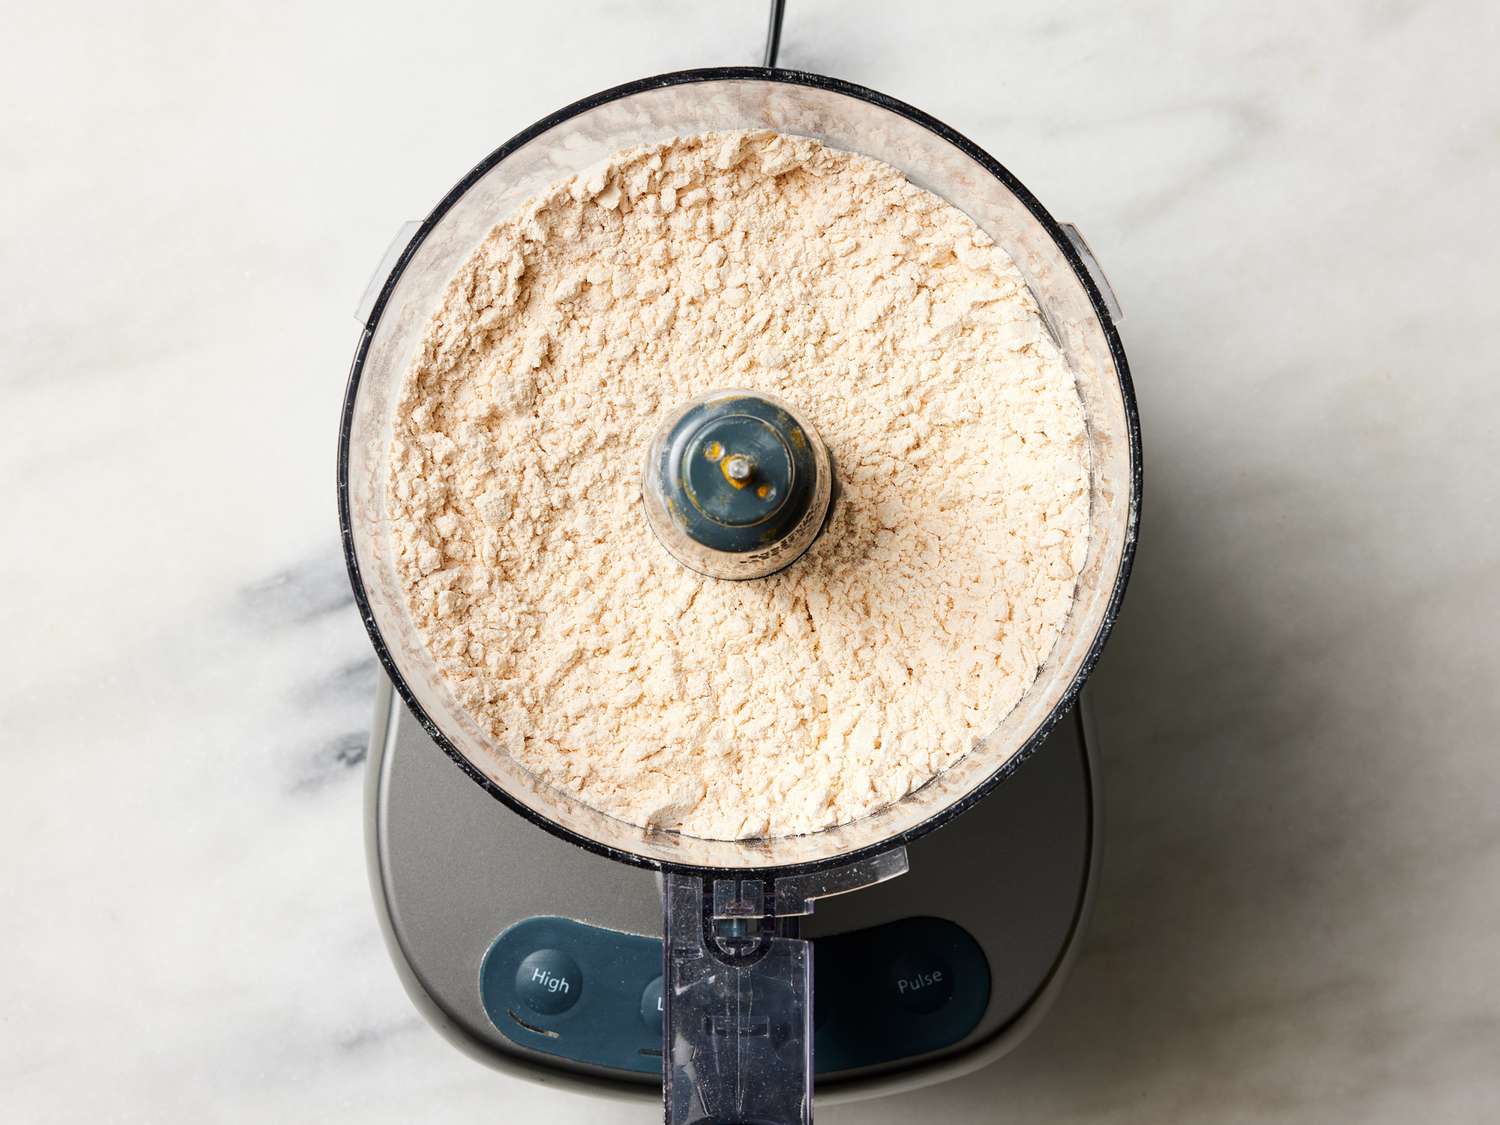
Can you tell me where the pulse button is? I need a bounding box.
[887,950,954,1015]
[515,949,582,1015]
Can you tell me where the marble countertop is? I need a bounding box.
[5,1,1498,1121]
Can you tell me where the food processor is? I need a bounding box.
[340,5,1140,1121]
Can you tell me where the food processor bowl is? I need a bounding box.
[340,68,1139,875]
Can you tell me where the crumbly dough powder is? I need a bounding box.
[389,130,1089,839]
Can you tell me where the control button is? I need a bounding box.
[886,950,954,1014]
[640,976,664,1033]
[515,949,582,1015]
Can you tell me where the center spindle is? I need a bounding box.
[641,389,834,580]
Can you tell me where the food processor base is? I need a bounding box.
[365,676,1099,1104]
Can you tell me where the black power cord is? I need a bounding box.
[764,0,786,68]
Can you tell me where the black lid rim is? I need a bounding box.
[336,65,1143,878]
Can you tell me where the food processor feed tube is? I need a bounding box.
[663,853,908,1124]
[340,71,1137,1125]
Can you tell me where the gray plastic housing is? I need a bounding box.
[365,677,1098,1105]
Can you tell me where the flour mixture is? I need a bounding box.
[388,130,1089,839]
